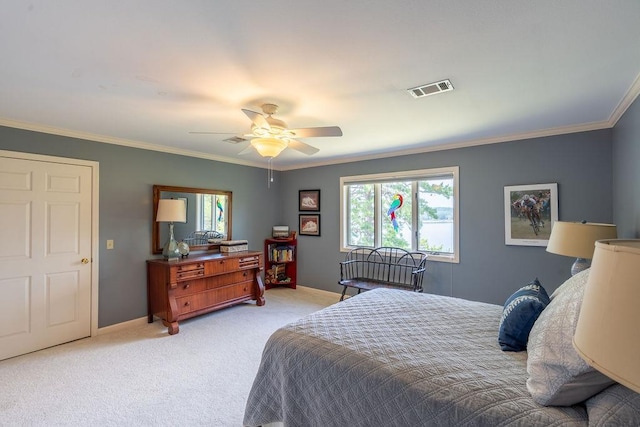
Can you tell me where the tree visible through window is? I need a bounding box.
[340,167,459,263]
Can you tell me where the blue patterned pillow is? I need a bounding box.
[499,278,550,351]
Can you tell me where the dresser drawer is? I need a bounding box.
[222,280,254,300]
[205,258,239,275]
[239,254,262,269]
[176,281,254,315]
[175,262,205,280]
[174,271,255,296]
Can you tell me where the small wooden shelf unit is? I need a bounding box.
[264,236,297,289]
[146,251,264,335]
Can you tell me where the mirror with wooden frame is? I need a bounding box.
[152,185,232,254]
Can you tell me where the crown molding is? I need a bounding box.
[278,120,612,171]
[0,118,268,169]
[608,71,640,126]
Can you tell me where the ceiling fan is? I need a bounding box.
[190,103,342,158]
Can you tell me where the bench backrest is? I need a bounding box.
[341,247,427,289]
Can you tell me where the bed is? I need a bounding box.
[243,285,640,426]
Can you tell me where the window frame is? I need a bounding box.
[340,166,459,263]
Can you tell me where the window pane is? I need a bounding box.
[213,195,228,234]
[381,182,412,250]
[418,177,454,253]
[201,194,213,230]
[347,184,375,247]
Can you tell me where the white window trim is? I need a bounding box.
[340,166,459,264]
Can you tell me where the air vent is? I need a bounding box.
[407,79,454,98]
[223,136,247,144]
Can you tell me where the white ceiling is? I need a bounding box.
[1,1,639,170]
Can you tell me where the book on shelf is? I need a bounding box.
[269,245,295,262]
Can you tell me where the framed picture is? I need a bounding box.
[299,214,321,236]
[299,189,320,211]
[504,183,558,246]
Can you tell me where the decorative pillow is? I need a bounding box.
[585,384,640,426]
[498,278,550,352]
[526,269,615,406]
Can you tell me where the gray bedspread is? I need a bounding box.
[243,289,588,426]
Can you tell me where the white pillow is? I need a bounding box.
[526,269,615,406]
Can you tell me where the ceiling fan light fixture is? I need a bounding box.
[251,124,270,137]
[251,137,287,158]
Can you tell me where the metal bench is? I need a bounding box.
[182,230,224,245]
[338,247,428,301]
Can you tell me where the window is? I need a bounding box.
[340,166,459,263]
[196,193,228,234]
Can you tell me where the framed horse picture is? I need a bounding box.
[504,183,558,246]
[299,190,320,212]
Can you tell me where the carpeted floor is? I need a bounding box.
[0,286,339,426]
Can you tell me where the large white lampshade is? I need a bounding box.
[546,221,617,275]
[156,199,186,260]
[156,199,187,223]
[573,239,640,393]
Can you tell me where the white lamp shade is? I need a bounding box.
[546,221,617,259]
[573,239,640,393]
[156,199,186,223]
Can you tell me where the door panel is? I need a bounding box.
[0,200,30,259]
[47,271,79,326]
[47,202,80,254]
[0,276,30,337]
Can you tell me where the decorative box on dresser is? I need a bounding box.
[147,251,264,335]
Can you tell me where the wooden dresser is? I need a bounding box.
[146,251,264,334]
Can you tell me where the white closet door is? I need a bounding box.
[0,156,93,360]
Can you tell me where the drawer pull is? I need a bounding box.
[243,272,248,277]
[183,284,190,290]
[184,301,190,306]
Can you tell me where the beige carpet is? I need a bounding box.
[0,286,339,426]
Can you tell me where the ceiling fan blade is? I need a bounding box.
[288,139,320,155]
[242,108,270,131]
[289,126,342,138]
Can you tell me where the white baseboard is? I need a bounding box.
[97,316,148,335]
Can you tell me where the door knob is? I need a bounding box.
[81,258,89,264]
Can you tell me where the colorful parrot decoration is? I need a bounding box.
[216,199,224,222]
[387,193,404,232]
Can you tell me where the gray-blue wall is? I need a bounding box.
[613,96,640,238]
[281,130,614,305]
[3,94,637,326]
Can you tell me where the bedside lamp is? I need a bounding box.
[573,239,640,393]
[156,199,186,261]
[546,221,617,275]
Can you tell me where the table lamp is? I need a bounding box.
[546,221,617,275]
[156,199,186,261]
[573,239,640,393]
